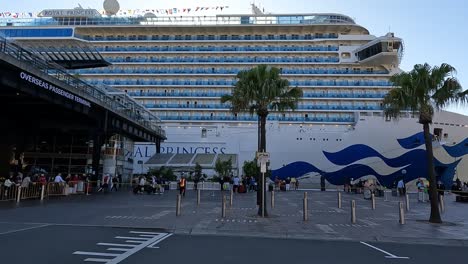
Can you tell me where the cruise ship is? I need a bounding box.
[1,1,467,187]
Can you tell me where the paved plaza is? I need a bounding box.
[1,189,467,263]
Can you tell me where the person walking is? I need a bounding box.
[111,176,119,192]
[179,176,186,197]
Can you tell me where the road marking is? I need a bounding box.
[74,252,120,257]
[316,224,337,234]
[115,237,149,240]
[0,224,50,235]
[96,243,135,247]
[360,241,409,259]
[150,210,171,219]
[76,232,171,264]
[359,219,379,226]
[84,258,110,262]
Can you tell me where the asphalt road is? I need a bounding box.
[0,224,464,264]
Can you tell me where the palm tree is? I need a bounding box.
[383,63,467,223]
[221,65,303,216]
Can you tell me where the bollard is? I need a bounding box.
[439,194,445,213]
[271,190,275,209]
[399,202,405,224]
[421,191,426,203]
[230,188,233,207]
[176,194,181,216]
[384,190,388,202]
[338,192,342,209]
[222,195,226,218]
[371,193,376,210]
[303,192,308,221]
[351,200,356,224]
[197,189,201,206]
[405,194,410,211]
[85,182,90,196]
[16,186,22,203]
[40,185,45,201]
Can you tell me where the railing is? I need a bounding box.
[89,78,391,87]
[160,115,355,122]
[143,103,380,111]
[76,67,388,75]
[106,56,341,63]
[129,91,386,99]
[0,35,165,138]
[97,45,340,52]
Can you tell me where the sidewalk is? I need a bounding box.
[1,189,467,246]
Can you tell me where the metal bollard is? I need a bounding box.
[230,188,233,207]
[222,195,226,218]
[405,194,410,211]
[16,186,22,203]
[176,194,181,216]
[371,193,376,210]
[338,192,342,209]
[40,185,45,201]
[271,190,275,209]
[399,202,405,224]
[384,190,388,201]
[197,189,201,206]
[351,200,356,224]
[303,192,308,221]
[439,194,445,213]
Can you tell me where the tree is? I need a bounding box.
[221,65,303,216]
[383,63,467,223]
[194,162,202,181]
[243,159,259,179]
[214,158,233,179]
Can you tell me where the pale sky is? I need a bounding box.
[2,0,467,115]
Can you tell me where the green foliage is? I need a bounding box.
[243,159,259,177]
[221,65,303,117]
[215,158,233,178]
[383,63,466,124]
[194,162,202,180]
[149,166,177,181]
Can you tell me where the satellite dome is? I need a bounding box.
[144,12,156,18]
[103,0,120,16]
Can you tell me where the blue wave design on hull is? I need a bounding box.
[270,161,322,180]
[271,148,461,188]
[397,132,427,149]
[443,138,468,158]
[324,145,427,168]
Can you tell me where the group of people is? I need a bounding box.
[219,175,258,193]
[133,175,167,195]
[273,177,298,191]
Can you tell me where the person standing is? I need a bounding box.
[233,175,240,193]
[285,177,291,191]
[397,179,405,196]
[54,173,65,184]
[290,177,297,191]
[320,175,326,191]
[179,176,186,197]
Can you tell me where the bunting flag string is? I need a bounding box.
[1,5,229,19]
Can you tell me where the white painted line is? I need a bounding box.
[147,233,173,248]
[360,241,409,259]
[97,243,135,247]
[84,258,110,262]
[105,233,170,264]
[0,224,50,235]
[125,240,144,244]
[106,248,129,252]
[129,231,160,235]
[115,237,149,241]
[74,252,120,257]
[138,235,157,237]
[359,219,379,226]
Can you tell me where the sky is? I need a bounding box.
[2,0,468,115]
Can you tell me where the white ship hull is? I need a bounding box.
[134,111,468,187]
